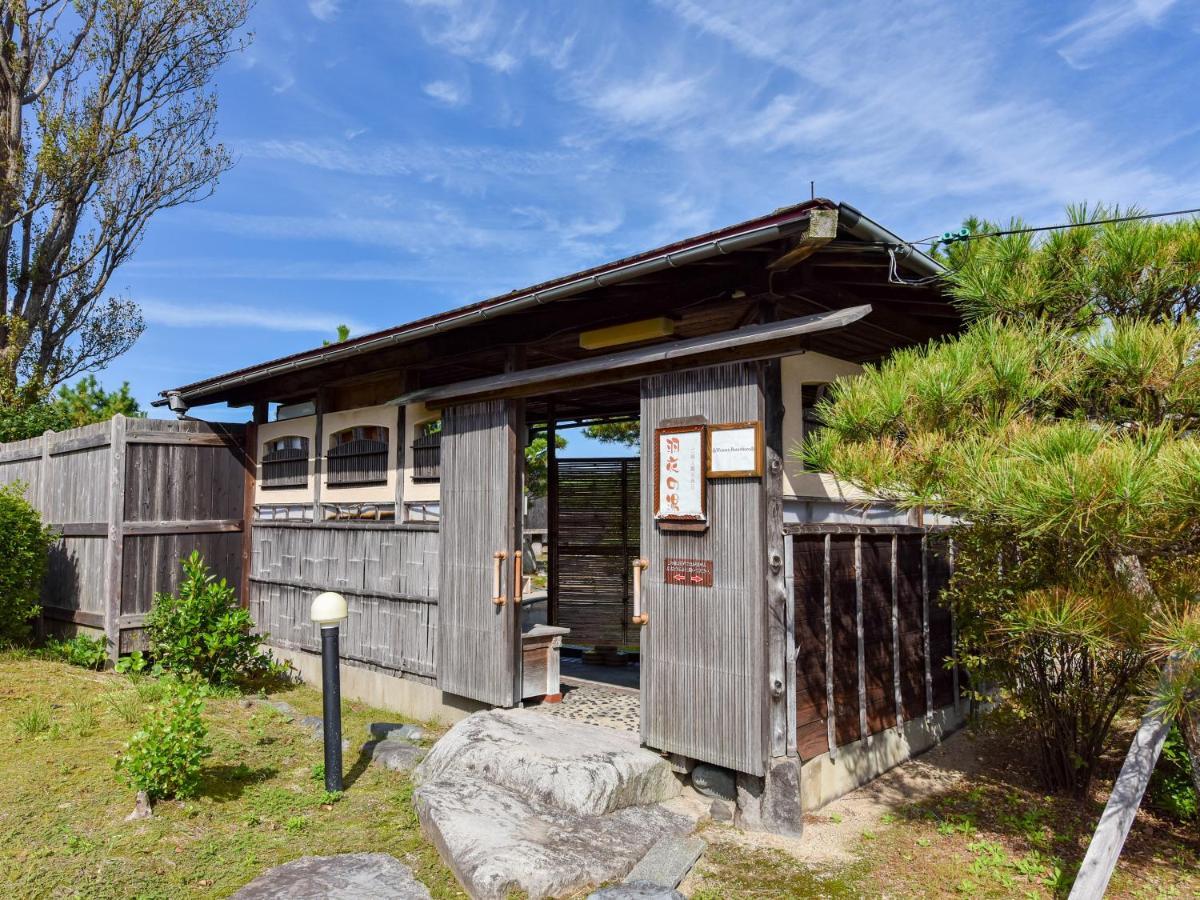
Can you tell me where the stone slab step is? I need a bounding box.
[414,775,692,900]
[623,835,705,889]
[414,709,680,816]
[232,852,430,899]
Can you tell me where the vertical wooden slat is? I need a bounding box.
[784,532,797,758]
[891,533,903,724]
[105,415,127,662]
[312,390,325,521]
[240,424,257,610]
[546,404,558,627]
[922,533,933,721]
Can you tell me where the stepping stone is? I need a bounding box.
[299,715,324,740]
[232,852,430,899]
[367,738,426,773]
[623,835,705,889]
[369,722,425,742]
[415,709,679,816]
[589,884,684,900]
[414,775,691,900]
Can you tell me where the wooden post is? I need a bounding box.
[891,533,903,726]
[252,401,268,425]
[35,430,52,641]
[922,533,933,721]
[395,396,407,516]
[855,534,868,742]
[240,422,257,610]
[1069,708,1171,899]
[948,537,960,716]
[824,533,836,759]
[763,358,789,760]
[784,532,797,757]
[312,389,326,522]
[546,403,559,627]
[105,415,127,663]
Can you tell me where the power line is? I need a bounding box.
[915,206,1200,247]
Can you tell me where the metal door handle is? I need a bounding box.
[631,558,649,625]
[512,550,524,605]
[492,551,508,606]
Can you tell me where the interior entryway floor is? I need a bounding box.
[535,677,640,733]
[560,654,641,690]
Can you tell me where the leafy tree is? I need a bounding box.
[323,324,351,346]
[0,482,55,643]
[0,0,253,406]
[803,209,1200,797]
[583,421,640,447]
[525,433,567,497]
[0,399,70,442]
[55,375,143,426]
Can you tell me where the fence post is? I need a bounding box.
[104,414,127,664]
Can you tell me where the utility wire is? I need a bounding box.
[914,206,1200,247]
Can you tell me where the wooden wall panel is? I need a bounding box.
[792,535,829,760]
[895,535,927,720]
[828,535,861,746]
[640,363,767,775]
[45,536,107,613]
[121,532,243,615]
[927,535,956,709]
[124,443,246,522]
[250,522,439,679]
[861,535,897,733]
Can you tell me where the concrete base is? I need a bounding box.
[800,704,965,810]
[267,644,485,726]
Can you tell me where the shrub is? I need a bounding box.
[144,550,272,687]
[1150,725,1198,821]
[0,483,56,644]
[116,681,211,801]
[45,634,108,670]
[114,650,149,675]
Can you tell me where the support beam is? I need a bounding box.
[768,208,838,271]
[393,306,871,409]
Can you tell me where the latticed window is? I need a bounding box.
[327,425,390,486]
[261,436,309,488]
[411,419,442,482]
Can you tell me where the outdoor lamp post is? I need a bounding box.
[310,591,348,793]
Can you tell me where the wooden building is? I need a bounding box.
[149,199,963,812]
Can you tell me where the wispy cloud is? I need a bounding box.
[1049,0,1177,68]
[423,79,468,106]
[140,299,374,335]
[307,0,341,22]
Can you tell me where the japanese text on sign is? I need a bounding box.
[655,426,705,521]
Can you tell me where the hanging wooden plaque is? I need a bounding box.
[654,423,706,525]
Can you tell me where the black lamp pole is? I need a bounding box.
[320,623,343,793]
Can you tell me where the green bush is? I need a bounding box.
[0,483,56,644]
[144,550,271,687]
[114,650,149,675]
[45,634,108,670]
[116,680,211,801]
[1150,725,1198,821]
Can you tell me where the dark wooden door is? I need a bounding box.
[436,399,524,707]
[639,363,768,775]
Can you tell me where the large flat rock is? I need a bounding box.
[232,852,430,899]
[415,709,679,816]
[415,775,692,900]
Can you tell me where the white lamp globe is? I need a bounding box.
[310,591,348,625]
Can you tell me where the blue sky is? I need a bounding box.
[107,0,1200,443]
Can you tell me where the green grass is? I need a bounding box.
[0,653,463,899]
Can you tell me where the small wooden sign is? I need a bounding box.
[664,557,713,587]
[654,424,706,524]
[707,420,763,478]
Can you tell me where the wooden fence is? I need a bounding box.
[788,525,958,761]
[0,416,250,660]
[248,521,440,681]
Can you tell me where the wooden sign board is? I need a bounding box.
[654,424,706,525]
[708,420,763,478]
[664,557,713,587]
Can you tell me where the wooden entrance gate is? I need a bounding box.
[436,399,525,707]
[553,457,640,648]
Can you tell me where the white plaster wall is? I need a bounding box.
[255,414,316,505]
[320,402,400,503]
[402,401,441,504]
[780,352,874,501]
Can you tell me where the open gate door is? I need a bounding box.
[639,363,769,775]
[437,399,524,707]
